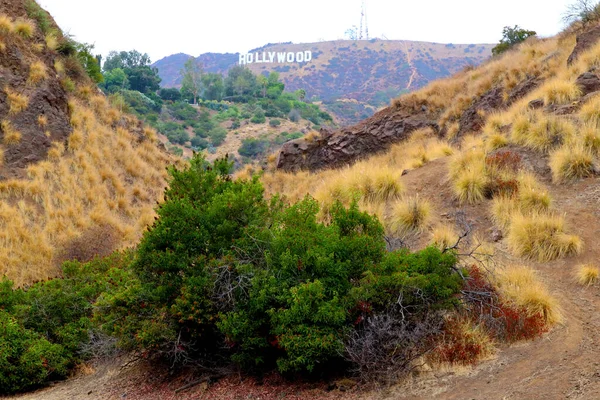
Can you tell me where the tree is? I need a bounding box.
[75,43,103,83]
[492,26,536,56]
[181,58,203,105]
[201,73,224,101]
[224,66,259,99]
[103,50,160,94]
[563,0,600,25]
[101,68,129,93]
[103,50,152,72]
[126,65,161,94]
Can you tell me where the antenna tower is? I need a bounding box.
[359,0,369,40]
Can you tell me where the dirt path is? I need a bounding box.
[402,41,418,90]
[383,159,600,399]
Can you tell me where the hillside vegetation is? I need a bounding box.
[5,1,600,399]
[102,54,333,165]
[154,40,494,124]
[0,1,170,287]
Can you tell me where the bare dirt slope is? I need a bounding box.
[380,158,600,400]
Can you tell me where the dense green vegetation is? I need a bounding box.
[100,52,333,161]
[0,155,465,394]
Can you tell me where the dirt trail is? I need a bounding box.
[402,41,418,90]
[383,159,600,400]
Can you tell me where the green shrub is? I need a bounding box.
[238,137,269,158]
[251,111,266,124]
[269,118,281,127]
[208,126,227,146]
[0,310,69,394]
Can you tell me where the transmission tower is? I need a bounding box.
[359,0,369,40]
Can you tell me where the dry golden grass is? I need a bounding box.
[579,94,600,126]
[431,224,459,250]
[1,120,21,145]
[484,133,508,152]
[549,145,595,182]
[45,33,58,51]
[5,87,29,114]
[37,114,48,128]
[497,265,562,325]
[575,264,599,286]
[0,97,170,287]
[13,18,35,38]
[388,196,431,235]
[541,80,581,105]
[0,15,13,33]
[507,212,582,262]
[28,61,48,85]
[453,163,488,204]
[580,124,600,154]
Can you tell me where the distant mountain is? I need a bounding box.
[154,40,494,125]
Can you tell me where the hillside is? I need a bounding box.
[0,0,170,286]
[154,40,494,125]
[7,1,600,399]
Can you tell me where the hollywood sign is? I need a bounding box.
[239,51,313,65]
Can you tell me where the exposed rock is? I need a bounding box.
[0,39,72,179]
[576,72,600,95]
[528,99,545,109]
[491,228,503,242]
[507,77,543,105]
[568,25,600,66]
[276,106,438,171]
[457,87,504,137]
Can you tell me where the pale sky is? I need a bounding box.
[39,0,574,63]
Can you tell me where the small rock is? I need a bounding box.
[528,99,544,109]
[491,228,503,242]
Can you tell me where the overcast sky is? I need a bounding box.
[39,0,574,63]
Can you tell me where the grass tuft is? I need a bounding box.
[542,80,581,105]
[507,213,582,261]
[0,15,13,33]
[388,196,431,235]
[431,224,459,250]
[549,145,595,183]
[497,266,562,325]
[28,61,48,85]
[575,264,599,286]
[13,18,35,38]
[453,163,488,204]
[5,87,29,115]
[1,120,22,145]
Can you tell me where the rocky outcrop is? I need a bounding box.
[276,106,438,172]
[457,87,504,137]
[568,25,600,65]
[507,77,543,105]
[0,1,72,179]
[576,71,600,95]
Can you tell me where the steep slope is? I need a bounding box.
[153,40,494,124]
[0,0,170,286]
[260,21,600,399]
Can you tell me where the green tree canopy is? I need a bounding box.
[224,66,259,99]
[492,25,537,56]
[201,73,225,101]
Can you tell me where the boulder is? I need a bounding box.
[568,25,600,66]
[576,72,600,95]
